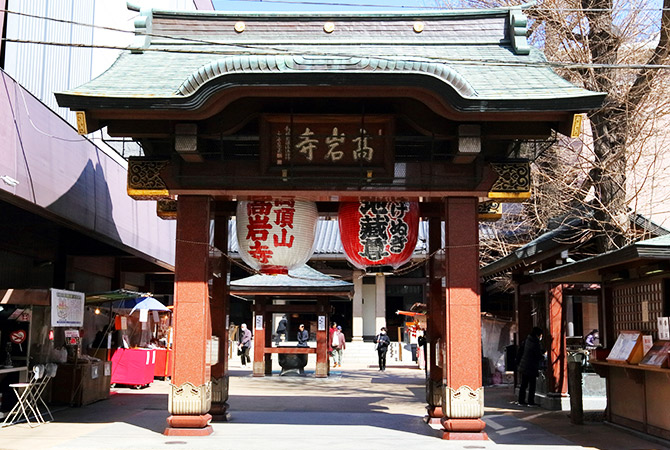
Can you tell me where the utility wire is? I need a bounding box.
[2,8,669,71]
[4,36,670,70]
[221,0,670,11]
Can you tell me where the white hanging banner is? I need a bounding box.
[139,309,149,323]
[237,199,318,274]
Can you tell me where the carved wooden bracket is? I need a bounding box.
[127,157,170,200]
[488,161,531,202]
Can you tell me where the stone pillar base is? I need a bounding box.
[209,402,230,422]
[424,405,443,424]
[253,361,265,377]
[164,414,213,436]
[441,431,489,440]
[351,337,364,342]
[315,361,328,378]
[440,418,487,440]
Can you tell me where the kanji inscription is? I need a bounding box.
[262,115,393,169]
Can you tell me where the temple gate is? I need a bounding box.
[57,4,604,439]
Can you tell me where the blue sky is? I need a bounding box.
[212,0,440,12]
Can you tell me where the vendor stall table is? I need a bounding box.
[153,348,171,379]
[111,349,156,387]
[50,362,111,407]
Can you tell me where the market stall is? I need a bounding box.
[84,292,171,387]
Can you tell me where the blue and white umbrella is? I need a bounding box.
[129,296,169,315]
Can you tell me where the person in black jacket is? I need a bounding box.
[517,327,545,406]
[297,324,309,347]
[275,315,288,345]
[373,327,391,371]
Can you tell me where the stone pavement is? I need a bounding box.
[1,361,669,450]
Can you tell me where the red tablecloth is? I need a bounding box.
[153,348,172,378]
[111,348,156,386]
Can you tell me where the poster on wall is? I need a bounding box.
[50,289,85,327]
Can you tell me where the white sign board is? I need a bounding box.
[318,315,326,331]
[50,289,85,327]
[658,317,670,340]
[255,315,263,330]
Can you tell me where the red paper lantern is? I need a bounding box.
[237,199,318,275]
[338,201,419,272]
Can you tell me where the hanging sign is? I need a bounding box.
[261,115,394,172]
[9,330,26,344]
[338,201,419,271]
[50,289,85,327]
[237,198,317,274]
[64,329,80,338]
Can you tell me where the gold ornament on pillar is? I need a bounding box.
[168,381,212,415]
[442,385,484,419]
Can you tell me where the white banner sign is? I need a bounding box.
[50,289,85,327]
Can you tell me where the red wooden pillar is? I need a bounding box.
[165,195,213,436]
[440,197,487,440]
[315,297,328,377]
[210,215,230,421]
[545,283,567,404]
[253,296,267,377]
[426,215,444,423]
[264,309,273,375]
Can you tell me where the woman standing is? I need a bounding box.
[373,327,391,371]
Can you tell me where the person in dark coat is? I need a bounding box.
[517,327,545,406]
[297,324,309,347]
[373,327,391,371]
[275,315,288,345]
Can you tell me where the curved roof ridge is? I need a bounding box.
[176,54,476,97]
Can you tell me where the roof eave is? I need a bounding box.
[529,244,670,284]
[55,73,606,114]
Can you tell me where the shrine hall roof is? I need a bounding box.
[230,264,353,295]
[55,5,605,112]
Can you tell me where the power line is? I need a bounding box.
[3,36,670,70]
[2,7,670,71]
[220,0,670,11]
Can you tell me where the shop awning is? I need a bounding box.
[84,289,149,305]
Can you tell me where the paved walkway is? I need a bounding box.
[1,362,669,450]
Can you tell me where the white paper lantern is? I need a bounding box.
[236,199,318,274]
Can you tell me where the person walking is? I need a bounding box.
[297,324,309,347]
[373,327,391,371]
[238,323,252,367]
[331,325,346,368]
[517,326,545,406]
[328,322,338,366]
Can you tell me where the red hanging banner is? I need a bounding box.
[338,201,419,271]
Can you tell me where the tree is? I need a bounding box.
[454,0,670,258]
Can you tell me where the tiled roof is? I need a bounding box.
[56,6,604,112]
[230,264,353,291]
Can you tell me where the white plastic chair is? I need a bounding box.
[1,365,44,427]
[32,363,56,422]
